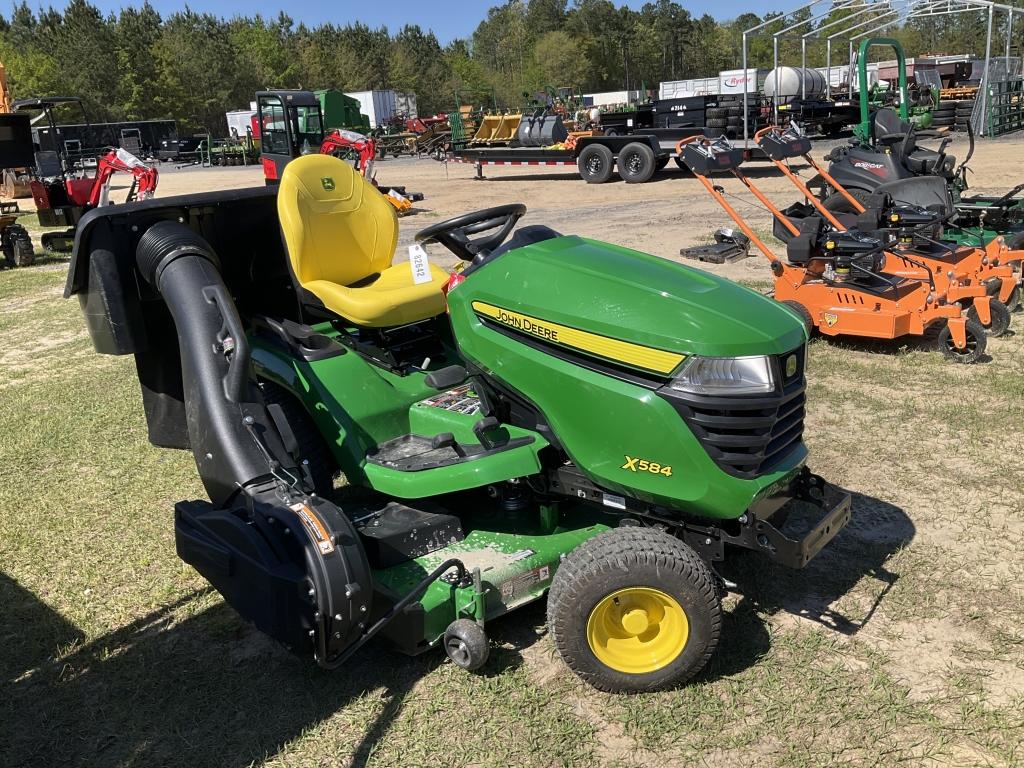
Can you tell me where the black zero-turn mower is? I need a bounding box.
[66,154,853,692]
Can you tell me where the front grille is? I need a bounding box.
[660,346,806,478]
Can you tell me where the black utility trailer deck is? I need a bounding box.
[451,131,697,184]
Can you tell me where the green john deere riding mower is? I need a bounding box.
[65,154,852,692]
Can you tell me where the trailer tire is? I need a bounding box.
[578,144,615,184]
[706,107,729,119]
[12,230,35,267]
[602,127,620,137]
[706,118,729,128]
[618,142,656,184]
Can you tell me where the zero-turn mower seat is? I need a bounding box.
[277,154,448,328]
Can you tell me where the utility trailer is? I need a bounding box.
[451,128,766,183]
[451,131,698,184]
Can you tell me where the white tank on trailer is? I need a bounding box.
[763,67,827,103]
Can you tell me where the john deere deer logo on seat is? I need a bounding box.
[321,177,335,191]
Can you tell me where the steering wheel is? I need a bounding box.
[415,204,527,262]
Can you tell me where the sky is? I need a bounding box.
[19,0,775,43]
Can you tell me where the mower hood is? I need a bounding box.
[456,235,806,365]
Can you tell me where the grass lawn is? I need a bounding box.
[1,263,1022,767]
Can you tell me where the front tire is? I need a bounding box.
[934,318,987,363]
[547,527,721,693]
[966,300,1012,337]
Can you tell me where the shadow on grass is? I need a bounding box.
[720,490,914,638]
[0,571,529,768]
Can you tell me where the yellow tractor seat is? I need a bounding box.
[277,154,448,328]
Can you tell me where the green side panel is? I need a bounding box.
[374,511,613,645]
[251,333,549,495]
[250,334,445,484]
[446,237,808,519]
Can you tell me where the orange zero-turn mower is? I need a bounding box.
[754,125,1019,335]
[676,135,988,363]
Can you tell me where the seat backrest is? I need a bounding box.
[277,154,398,289]
[35,150,63,178]
[871,108,912,146]
[876,176,952,215]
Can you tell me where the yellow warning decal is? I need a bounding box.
[291,503,335,556]
[472,302,685,375]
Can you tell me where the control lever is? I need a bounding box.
[473,416,501,451]
[430,432,466,458]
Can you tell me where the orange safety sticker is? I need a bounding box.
[291,503,336,556]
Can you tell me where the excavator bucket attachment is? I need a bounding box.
[470,113,521,145]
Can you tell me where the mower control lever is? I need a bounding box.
[473,416,501,451]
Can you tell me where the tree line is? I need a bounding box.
[0,0,1002,134]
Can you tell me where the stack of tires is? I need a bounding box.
[953,98,976,132]
[705,95,759,139]
[931,99,975,131]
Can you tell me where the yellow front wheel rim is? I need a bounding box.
[586,587,689,674]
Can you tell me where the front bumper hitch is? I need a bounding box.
[682,470,853,569]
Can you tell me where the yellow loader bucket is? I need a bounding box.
[489,113,521,143]
[470,114,504,144]
[470,113,522,145]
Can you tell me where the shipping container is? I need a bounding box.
[344,90,399,128]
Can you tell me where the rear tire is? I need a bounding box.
[577,144,615,184]
[258,380,338,494]
[10,226,34,267]
[618,142,656,184]
[966,300,1012,337]
[547,527,721,693]
[935,318,987,363]
[823,187,872,214]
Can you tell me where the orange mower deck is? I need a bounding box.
[677,135,987,363]
[753,126,1018,335]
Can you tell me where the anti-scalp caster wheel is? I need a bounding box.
[444,619,489,671]
[547,527,722,693]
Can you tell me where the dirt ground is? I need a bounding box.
[48,132,1021,281]
[2,134,1023,767]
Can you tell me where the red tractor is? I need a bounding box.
[13,97,159,251]
[29,145,158,251]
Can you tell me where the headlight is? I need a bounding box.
[668,355,775,395]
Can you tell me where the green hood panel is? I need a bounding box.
[464,236,806,363]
